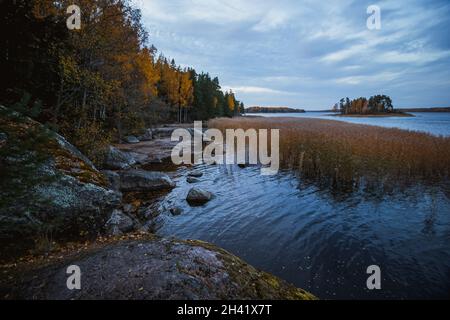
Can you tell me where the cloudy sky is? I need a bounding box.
[133,0,450,110]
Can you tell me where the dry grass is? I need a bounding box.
[209,117,450,190]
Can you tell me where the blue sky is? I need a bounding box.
[133,0,450,110]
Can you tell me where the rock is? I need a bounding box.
[102,170,121,192]
[118,169,175,192]
[152,127,176,138]
[0,108,121,258]
[138,129,153,141]
[105,209,135,236]
[188,170,203,178]
[104,146,136,170]
[124,135,140,144]
[53,133,96,169]
[0,161,117,248]
[186,188,212,205]
[169,207,183,216]
[1,238,317,300]
[187,177,200,184]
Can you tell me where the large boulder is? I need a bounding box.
[1,238,317,300]
[0,108,121,258]
[104,146,137,170]
[186,188,213,205]
[118,169,175,192]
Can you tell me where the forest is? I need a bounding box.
[0,0,244,162]
[246,106,305,113]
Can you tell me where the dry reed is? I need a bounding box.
[209,117,450,190]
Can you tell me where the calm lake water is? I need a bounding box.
[154,164,450,300]
[152,113,450,299]
[247,112,450,137]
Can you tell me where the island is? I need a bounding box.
[332,95,413,117]
[246,106,306,113]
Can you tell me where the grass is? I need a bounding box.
[209,117,450,190]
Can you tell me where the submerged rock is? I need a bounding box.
[104,146,136,170]
[1,238,317,300]
[186,188,213,205]
[188,170,203,178]
[124,136,140,144]
[118,169,175,192]
[187,177,200,184]
[169,207,183,216]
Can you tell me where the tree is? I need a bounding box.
[1,0,244,156]
[178,70,193,122]
[226,90,236,116]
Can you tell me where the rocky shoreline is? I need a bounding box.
[0,111,315,300]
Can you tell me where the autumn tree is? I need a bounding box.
[1,0,244,163]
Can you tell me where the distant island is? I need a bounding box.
[398,107,450,113]
[246,106,306,113]
[332,95,413,117]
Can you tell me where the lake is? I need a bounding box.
[246,112,450,137]
[154,163,450,299]
[150,113,450,299]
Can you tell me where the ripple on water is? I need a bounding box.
[155,163,450,299]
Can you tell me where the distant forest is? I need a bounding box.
[399,107,450,112]
[246,106,305,113]
[0,0,244,159]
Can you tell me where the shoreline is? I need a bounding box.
[0,118,316,300]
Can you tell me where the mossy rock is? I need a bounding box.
[0,107,118,259]
[1,237,317,300]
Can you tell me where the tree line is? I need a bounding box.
[0,0,244,161]
[333,95,394,115]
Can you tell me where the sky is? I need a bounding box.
[132,0,450,110]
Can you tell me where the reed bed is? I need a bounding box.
[209,117,450,190]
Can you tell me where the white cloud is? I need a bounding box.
[334,72,403,85]
[132,0,450,109]
[376,50,450,65]
[252,10,291,32]
[223,86,292,95]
